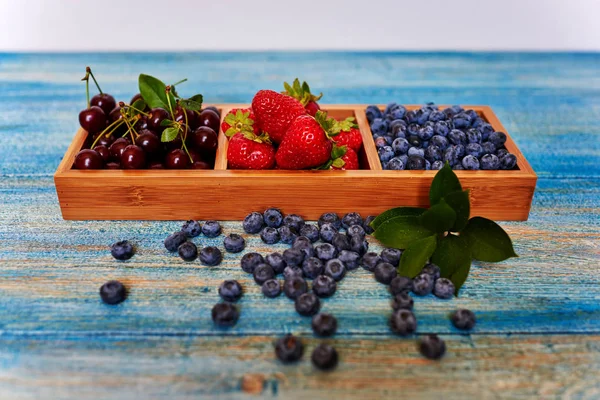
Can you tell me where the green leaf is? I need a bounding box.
[128,98,147,117]
[179,99,202,111]
[419,198,456,234]
[139,74,169,110]
[450,261,471,296]
[429,162,462,206]
[160,118,174,127]
[462,217,518,262]
[372,216,434,249]
[431,234,471,278]
[331,158,345,168]
[331,145,347,160]
[370,207,426,231]
[161,126,179,142]
[443,190,470,232]
[398,235,437,278]
[189,94,204,105]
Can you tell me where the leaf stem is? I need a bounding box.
[86,66,103,94]
[172,78,188,87]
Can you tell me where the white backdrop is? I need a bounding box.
[0,0,598,51]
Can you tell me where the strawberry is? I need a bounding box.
[330,146,359,170]
[282,78,323,117]
[331,117,362,152]
[226,131,275,170]
[275,111,337,170]
[221,108,259,136]
[251,90,306,144]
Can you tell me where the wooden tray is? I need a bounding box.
[54,104,537,221]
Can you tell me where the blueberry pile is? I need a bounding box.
[366,103,518,171]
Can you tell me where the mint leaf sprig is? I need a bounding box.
[371,163,518,294]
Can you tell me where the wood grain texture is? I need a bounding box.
[1,52,600,399]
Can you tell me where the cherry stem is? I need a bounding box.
[81,72,90,108]
[182,110,193,163]
[86,66,103,94]
[90,119,125,148]
[165,85,175,119]
[127,104,150,117]
[122,113,139,142]
[172,78,187,87]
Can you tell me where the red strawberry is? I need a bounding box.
[330,146,359,170]
[221,108,259,136]
[282,78,323,117]
[227,132,275,170]
[251,90,306,144]
[275,111,336,170]
[331,117,362,152]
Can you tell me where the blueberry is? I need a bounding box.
[266,252,287,274]
[443,146,459,166]
[480,153,500,170]
[292,236,315,259]
[263,207,283,228]
[496,148,509,158]
[370,118,388,135]
[419,334,446,360]
[110,240,134,261]
[312,313,337,337]
[302,257,324,279]
[164,231,187,252]
[312,275,337,298]
[451,309,476,330]
[390,276,413,295]
[378,146,395,163]
[254,263,275,285]
[450,105,464,114]
[319,223,338,243]
[381,248,402,266]
[500,153,517,169]
[417,125,434,141]
[315,243,338,261]
[211,302,239,327]
[433,278,455,299]
[199,246,222,266]
[466,128,482,144]
[424,145,442,162]
[452,113,471,129]
[284,276,308,299]
[392,137,409,155]
[422,141,430,150]
[360,252,381,271]
[283,214,305,231]
[383,135,395,145]
[223,233,245,253]
[374,262,397,284]
[471,117,483,128]
[454,144,465,157]
[386,157,405,170]
[181,220,201,237]
[391,293,414,310]
[384,102,399,115]
[448,129,467,146]
[295,292,320,316]
[428,110,445,122]
[243,212,264,234]
[390,120,407,137]
[421,263,440,281]
[431,160,444,170]
[481,141,496,155]
[415,108,430,125]
[318,212,341,229]
[332,233,351,252]
[453,163,465,170]
[430,135,449,149]
[324,259,346,281]
[405,110,418,124]
[219,280,243,302]
[407,123,420,137]
[275,334,304,363]
[351,235,369,255]
[408,147,425,158]
[478,122,494,139]
[442,107,457,118]
[365,105,383,123]
[341,212,362,230]
[201,220,221,238]
[283,266,304,280]
[434,121,450,136]
[465,143,483,158]
[465,109,478,120]
[390,309,417,335]
[240,252,265,273]
[99,280,126,305]
[178,241,198,261]
[462,154,480,170]
[390,106,407,120]
[412,273,434,296]
[283,248,305,266]
[338,250,360,270]
[299,224,320,243]
[262,279,281,298]
[260,227,280,244]
[347,224,366,239]
[363,216,376,234]
[489,131,507,147]
[278,225,299,244]
[311,344,338,370]
[398,154,409,166]
[407,135,421,148]
[374,136,388,149]
[406,155,427,170]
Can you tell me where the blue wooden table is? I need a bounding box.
[1,52,599,399]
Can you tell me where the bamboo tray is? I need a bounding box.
[54,104,537,221]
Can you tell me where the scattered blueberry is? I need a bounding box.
[419,334,446,360]
[219,280,243,302]
[412,273,434,296]
[181,220,201,237]
[283,214,305,231]
[315,243,338,261]
[311,344,338,370]
[299,224,320,243]
[374,262,397,284]
[110,240,134,261]
[263,207,284,228]
[211,302,239,327]
[360,252,381,271]
[339,250,361,270]
[433,278,455,299]
[324,259,346,281]
[278,225,298,245]
[389,276,413,295]
[380,248,402,266]
[265,252,287,274]
[312,313,337,337]
[363,216,375,234]
[164,232,187,252]
[284,276,308,299]
[283,248,305,266]
[260,227,280,244]
[295,292,321,316]
[243,212,264,234]
[240,252,265,273]
[451,309,476,330]
[99,280,126,305]
[421,263,440,281]
[390,309,417,335]
[391,292,414,310]
[202,220,221,238]
[332,233,351,252]
[223,234,245,253]
[254,263,275,285]
[199,246,222,266]
[275,334,304,363]
[302,257,324,279]
[283,266,304,280]
[292,237,315,259]
[312,275,337,298]
[262,279,282,298]
[318,212,341,229]
[319,223,338,243]
[178,241,198,261]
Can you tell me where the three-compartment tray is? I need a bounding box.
[54,104,537,221]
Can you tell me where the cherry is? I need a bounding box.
[109,137,130,160]
[203,106,220,117]
[175,106,197,130]
[305,101,320,117]
[148,108,170,133]
[74,149,104,169]
[120,145,147,169]
[192,160,212,169]
[106,162,121,169]
[164,125,191,150]
[138,128,158,137]
[165,149,191,169]
[188,149,202,163]
[90,93,117,115]
[93,145,110,161]
[191,126,218,155]
[109,106,123,124]
[79,106,107,134]
[92,133,114,148]
[135,132,162,158]
[197,109,220,133]
[149,161,165,169]
[135,116,149,131]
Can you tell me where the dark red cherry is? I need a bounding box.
[90,93,117,115]
[92,134,114,147]
[120,145,147,169]
[109,106,123,123]
[149,161,165,169]
[191,126,218,155]
[187,149,202,163]
[197,109,220,133]
[305,101,320,117]
[93,145,110,161]
[74,149,104,169]
[138,128,158,137]
[130,93,150,111]
[109,137,130,160]
[148,108,170,133]
[79,106,107,134]
[135,132,162,158]
[106,162,121,169]
[192,160,212,169]
[165,149,191,169]
[164,125,190,150]
[134,116,149,131]
[203,106,220,117]
[175,106,197,130]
